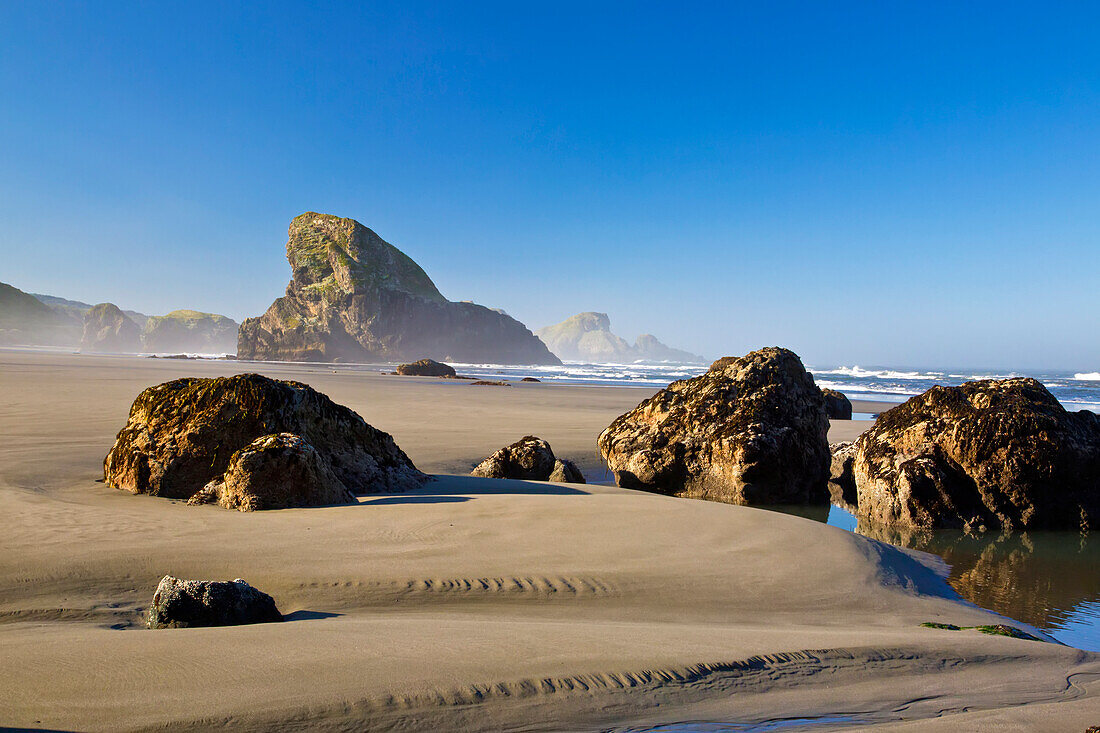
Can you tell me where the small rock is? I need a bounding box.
[828,441,858,510]
[471,380,510,386]
[395,358,456,377]
[521,377,540,382]
[147,575,282,628]
[822,388,853,420]
[549,458,585,484]
[472,436,556,480]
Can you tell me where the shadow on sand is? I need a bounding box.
[283,610,343,622]
[359,474,590,506]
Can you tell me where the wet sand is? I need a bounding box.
[1,350,1096,731]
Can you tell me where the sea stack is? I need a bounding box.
[238,213,560,364]
[535,312,704,363]
[598,347,830,504]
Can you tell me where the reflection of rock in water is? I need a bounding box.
[856,519,1099,630]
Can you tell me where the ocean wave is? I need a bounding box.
[1074,372,1100,381]
[810,365,940,381]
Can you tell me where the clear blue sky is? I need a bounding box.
[2,1,1098,370]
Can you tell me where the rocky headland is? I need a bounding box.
[80,303,142,353]
[141,310,239,353]
[238,212,559,365]
[536,311,704,363]
[598,347,830,504]
[0,281,82,346]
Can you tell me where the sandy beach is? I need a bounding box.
[1,350,1098,731]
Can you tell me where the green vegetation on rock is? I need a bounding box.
[921,622,1043,641]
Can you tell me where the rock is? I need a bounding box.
[471,436,557,480]
[104,373,426,500]
[471,380,510,386]
[829,441,858,511]
[852,378,1100,530]
[549,458,586,484]
[147,575,282,628]
[395,358,456,377]
[597,347,830,505]
[80,303,142,353]
[536,312,704,363]
[141,310,238,353]
[520,377,540,382]
[822,388,853,419]
[0,281,81,346]
[187,433,356,511]
[708,356,738,371]
[237,213,559,365]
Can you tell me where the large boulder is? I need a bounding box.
[238,213,560,365]
[80,303,142,353]
[852,378,1100,530]
[395,358,456,377]
[597,347,830,504]
[471,436,586,483]
[141,310,238,354]
[147,575,282,628]
[104,373,426,500]
[188,433,356,511]
[822,388,853,420]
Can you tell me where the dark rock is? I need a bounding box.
[395,358,456,377]
[549,458,586,484]
[852,378,1100,530]
[188,433,356,511]
[237,213,559,365]
[80,303,142,353]
[829,441,858,511]
[472,436,556,480]
[521,377,540,382]
[597,347,830,505]
[471,380,510,386]
[147,575,282,628]
[822,388,853,420]
[104,373,426,500]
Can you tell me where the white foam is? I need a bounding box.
[1074,372,1100,381]
[810,365,939,381]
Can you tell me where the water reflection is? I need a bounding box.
[768,504,1100,650]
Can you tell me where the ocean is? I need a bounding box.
[444,360,1100,413]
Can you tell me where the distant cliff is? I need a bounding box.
[536,312,704,363]
[238,213,560,365]
[142,310,239,353]
[0,282,81,346]
[80,303,143,353]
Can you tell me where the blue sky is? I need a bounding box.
[2,1,1098,369]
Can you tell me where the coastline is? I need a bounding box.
[1,350,1097,730]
